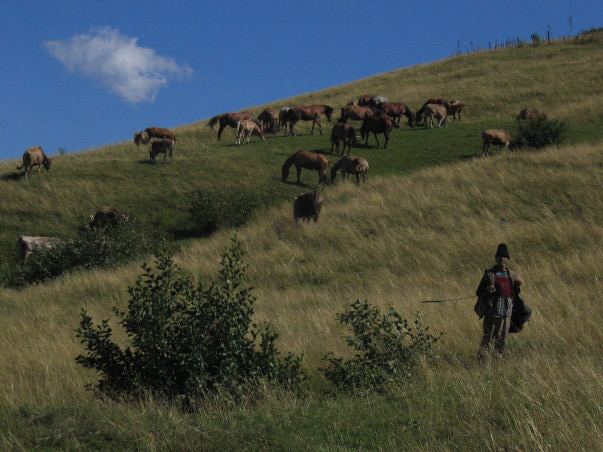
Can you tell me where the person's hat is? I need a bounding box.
[495,243,510,259]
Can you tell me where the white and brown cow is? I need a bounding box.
[16,236,58,264]
[235,119,265,145]
[330,156,369,185]
[481,129,511,157]
[16,146,52,180]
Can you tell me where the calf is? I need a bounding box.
[293,191,323,223]
[481,129,511,157]
[149,137,174,164]
[235,119,265,145]
[16,146,52,180]
[16,236,57,264]
[420,103,448,128]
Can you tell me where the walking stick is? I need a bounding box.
[420,295,475,303]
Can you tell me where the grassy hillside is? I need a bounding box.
[1,36,602,451]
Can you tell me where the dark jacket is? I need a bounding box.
[474,266,531,331]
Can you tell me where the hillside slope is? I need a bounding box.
[1,38,601,265]
[1,36,603,451]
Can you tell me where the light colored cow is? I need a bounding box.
[16,236,57,264]
[481,129,511,157]
[16,146,52,180]
[235,119,265,145]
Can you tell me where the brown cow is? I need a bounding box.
[293,191,323,222]
[134,127,176,146]
[419,98,464,126]
[339,104,376,123]
[481,129,511,157]
[330,156,369,185]
[257,108,279,134]
[330,123,357,155]
[16,146,52,180]
[360,115,394,149]
[208,112,253,140]
[516,109,547,120]
[148,138,175,163]
[16,236,58,264]
[89,207,129,230]
[282,150,330,185]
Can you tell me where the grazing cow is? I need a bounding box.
[208,112,253,140]
[16,146,52,180]
[360,115,394,149]
[339,104,376,123]
[89,206,129,230]
[417,103,448,128]
[257,108,279,133]
[516,109,547,120]
[284,105,334,136]
[134,127,176,146]
[293,191,323,223]
[481,129,511,157]
[148,138,175,164]
[330,123,357,155]
[282,150,330,185]
[16,236,57,264]
[376,102,416,128]
[419,98,464,126]
[236,119,266,145]
[331,156,369,185]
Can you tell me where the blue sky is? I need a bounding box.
[1,0,601,161]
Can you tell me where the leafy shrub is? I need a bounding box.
[188,189,270,235]
[321,300,442,392]
[16,219,166,286]
[515,118,567,149]
[75,235,304,402]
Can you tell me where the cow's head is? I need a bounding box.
[43,156,52,170]
[134,131,150,146]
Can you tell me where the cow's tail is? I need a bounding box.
[16,163,24,170]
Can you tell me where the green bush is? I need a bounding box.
[75,235,304,402]
[515,117,567,149]
[188,189,270,235]
[321,300,442,392]
[14,219,166,286]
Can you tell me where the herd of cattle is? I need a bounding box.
[12,94,546,263]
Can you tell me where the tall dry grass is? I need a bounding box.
[2,140,601,406]
[1,37,602,450]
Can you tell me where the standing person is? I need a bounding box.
[474,243,523,360]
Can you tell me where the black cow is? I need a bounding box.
[293,191,323,222]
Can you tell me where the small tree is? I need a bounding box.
[515,117,567,149]
[188,189,270,236]
[76,235,304,401]
[321,300,442,392]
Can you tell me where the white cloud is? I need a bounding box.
[44,26,193,103]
